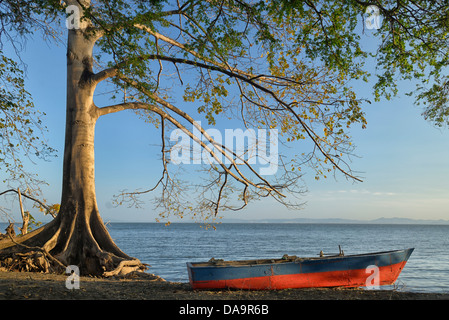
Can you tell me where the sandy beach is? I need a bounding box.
[0,270,448,300]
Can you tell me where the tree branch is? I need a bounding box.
[0,189,57,218]
[96,102,155,117]
[98,95,286,203]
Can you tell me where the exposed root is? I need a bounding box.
[114,270,165,281]
[0,232,149,277]
[0,232,66,274]
[0,245,149,277]
[0,212,150,277]
[103,259,149,277]
[0,251,64,273]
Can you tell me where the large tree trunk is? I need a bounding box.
[0,1,146,276]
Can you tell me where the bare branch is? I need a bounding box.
[117,53,362,182]
[0,189,57,218]
[133,24,301,86]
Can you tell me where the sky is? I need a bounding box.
[1,15,449,224]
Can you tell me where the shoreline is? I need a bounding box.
[0,270,448,300]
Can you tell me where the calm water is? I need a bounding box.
[1,222,448,293]
[106,223,449,293]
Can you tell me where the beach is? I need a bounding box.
[0,270,448,300]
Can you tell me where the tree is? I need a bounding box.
[358,1,449,127]
[0,0,447,276]
[0,0,366,275]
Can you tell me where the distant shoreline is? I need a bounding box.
[2,217,449,226]
[218,217,449,225]
[103,217,449,225]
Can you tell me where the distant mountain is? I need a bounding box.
[220,217,449,225]
[369,217,449,225]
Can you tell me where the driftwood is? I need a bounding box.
[103,259,149,277]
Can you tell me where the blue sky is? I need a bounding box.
[2,22,449,224]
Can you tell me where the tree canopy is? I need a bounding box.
[3,0,448,221]
[76,0,449,220]
[73,0,372,221]
[0,0,448,276]
[0,0,56,196]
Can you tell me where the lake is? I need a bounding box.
[107,222,449,293]
[1,222,448,293]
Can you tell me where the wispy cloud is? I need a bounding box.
[328,189,397,197]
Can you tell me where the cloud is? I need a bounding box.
[372,191,396,196]
[328,189,397,197]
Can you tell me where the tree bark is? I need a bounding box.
[0,1,145,276]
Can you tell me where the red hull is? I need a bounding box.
[191,260,408,290]
[187,248,414,290]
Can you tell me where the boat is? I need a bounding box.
[186,248,414,290]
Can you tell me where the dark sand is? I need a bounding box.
[0,269,447,300]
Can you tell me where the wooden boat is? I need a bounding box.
[186,248,414,290]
